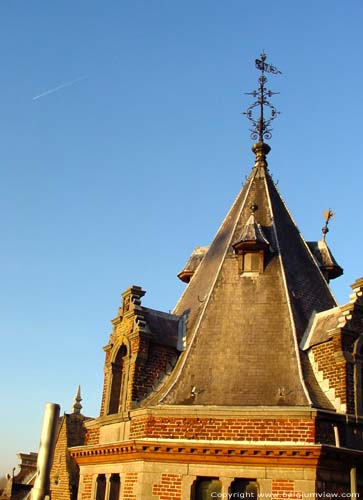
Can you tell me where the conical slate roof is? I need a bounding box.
[150,142,337,409]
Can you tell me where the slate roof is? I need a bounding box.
[146,143,338,409]
[142,307,180,348]
[307,240,343,280]
[177,246,209,282]
[300,307,341,349]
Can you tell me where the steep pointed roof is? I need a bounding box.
[148,142,337,409]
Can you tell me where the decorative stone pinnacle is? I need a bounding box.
[71,385,82,415]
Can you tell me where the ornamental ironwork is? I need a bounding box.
[244,52,281,142]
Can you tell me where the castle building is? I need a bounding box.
[50,55,363,498]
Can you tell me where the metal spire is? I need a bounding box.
[71,385,82,414]
[244,52,281,143]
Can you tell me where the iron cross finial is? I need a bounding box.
[244,52,282,143]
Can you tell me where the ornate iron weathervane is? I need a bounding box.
[244,52,282,142]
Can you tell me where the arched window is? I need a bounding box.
[109,474,120,500]
[191,477,222,500]
[95,474,106,500]
[108,345,128,415]
[231,479,258,498]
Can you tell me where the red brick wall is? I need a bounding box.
[123,472,138,500]
[132,343,178,403]
[152,473,182,500]
[130,415,315,442]
[311,330,360,414]
[272,479,302,499]
[311,339,346,401]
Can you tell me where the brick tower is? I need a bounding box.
[69,56,363,499]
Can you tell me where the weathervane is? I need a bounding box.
[244,52,281,142]
[322,209,335,241]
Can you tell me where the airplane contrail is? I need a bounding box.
[32,75,88,101]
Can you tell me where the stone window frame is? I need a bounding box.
[106,337,131,415]
[93,473,121,500]
[190,476,258,499]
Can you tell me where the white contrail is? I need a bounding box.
[32,75,87,101]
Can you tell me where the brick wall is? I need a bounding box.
[311,329,360,415]
[50,414,86,500]
[101,333,178,415]
[85,427,100,446]
[132,343,178,402]
[123,472,138,500]
[80,474,93,500]
[152,473,182,500]
[272,479,302,499]
[130,415,315,442]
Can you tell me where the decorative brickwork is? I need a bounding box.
[99,287,180,417]
[129,415,315,442]
[152,473,182,500]
[123,472,138,500]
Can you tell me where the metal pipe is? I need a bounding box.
[31,402,60,500]
[350,467,357,495]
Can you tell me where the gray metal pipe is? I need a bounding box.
[31,402,60,500]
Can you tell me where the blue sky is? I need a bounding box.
[1,0,362,475]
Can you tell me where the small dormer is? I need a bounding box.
[177,246,209,283]
[307,209,343,283]
[232,204,270,274]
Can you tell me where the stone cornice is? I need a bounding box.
[129,405,319,419]
[70,439,324,467]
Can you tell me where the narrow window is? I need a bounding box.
[95,474,106,500]
[108,345,127,414]
[109,474,120,500]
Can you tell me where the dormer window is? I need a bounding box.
[242,250,263,273]
[233,205,270,275]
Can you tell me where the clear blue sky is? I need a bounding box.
[1,0,362,475]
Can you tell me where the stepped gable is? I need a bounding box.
[146,142,337,408]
